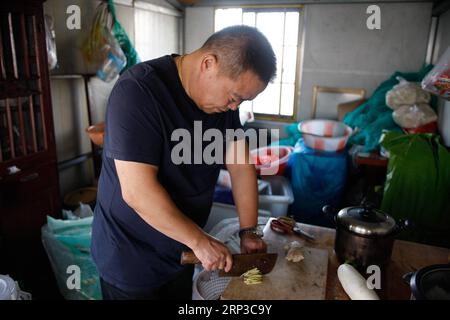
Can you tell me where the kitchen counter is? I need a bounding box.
[262,218,450,300]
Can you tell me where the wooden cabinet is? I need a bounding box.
[0,0,61,298]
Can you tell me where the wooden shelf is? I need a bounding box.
[355,152,389,167]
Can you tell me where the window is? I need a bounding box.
[134,1,183,61]
[215,7,302,120]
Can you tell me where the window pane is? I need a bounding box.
[243,12,255,26]
[282,46,297,84]
[256,12,284,47]
[135,9,180,61]
[252,83,280,115]
[284,12,299,46]
[215,8,242,31]
[213,8,301,119]
[273,45,283,83]
[280,84,295,116]
[240,101,252,112]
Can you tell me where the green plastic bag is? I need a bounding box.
[380,132,450,248]
[108,0,139,71]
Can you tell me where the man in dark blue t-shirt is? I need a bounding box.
[91,25,277,300]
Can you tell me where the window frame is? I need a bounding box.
[213,4,303,122]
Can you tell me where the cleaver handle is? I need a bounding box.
[180,251,201,265]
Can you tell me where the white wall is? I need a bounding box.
[184,7,215,53]
[49,77,95,196]
[299,2,432,120]
[433,8,450,62]
[184,2,433,122]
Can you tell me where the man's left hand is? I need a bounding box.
[240,233,267,254]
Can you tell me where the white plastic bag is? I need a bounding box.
[44,14,57,70]
[422,46,450,100]
[62,202,94,220]
[386,77,431,109]
[392,103,437,129]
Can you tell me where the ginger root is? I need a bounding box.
[285,241,305,263]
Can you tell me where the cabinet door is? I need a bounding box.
[0,1,60,209]
[0,1,61,299]
[0,161,58,236]
[0,1,57,170]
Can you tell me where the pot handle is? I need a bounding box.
[402,271,414,285]
[397,219,412,233]
[322,205,338,223]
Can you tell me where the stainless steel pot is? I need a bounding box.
[403,264,450,300]
[323,203,409,268]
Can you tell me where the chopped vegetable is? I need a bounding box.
[241,267,263,285]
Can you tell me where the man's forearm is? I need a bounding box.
[124,180,205,250]
[228,163,259,229]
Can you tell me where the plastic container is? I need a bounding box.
[298,120,352,152]
[250,146,293,176]
[213,178,271,206]
[0,275,31,300]
[211,177,293,219]
[258,176,294,217]
[192,270,231,300]
[203,203,271,233]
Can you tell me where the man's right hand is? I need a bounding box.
[191,234,233,272]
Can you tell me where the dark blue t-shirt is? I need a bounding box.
[91,55,243,292]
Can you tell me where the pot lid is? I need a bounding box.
[411,265,450,300]
[337,206,397,236]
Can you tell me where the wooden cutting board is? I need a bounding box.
[221,245,329,300]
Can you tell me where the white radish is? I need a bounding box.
[337,263,380,300]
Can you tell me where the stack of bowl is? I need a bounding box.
[298,120,352,152]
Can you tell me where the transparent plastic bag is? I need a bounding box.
[41,215,101,300]
[44,14,57,70]
[422,46,450,100]
[81,2,112,66]
[81,1,134,82]
[392,103,437,129]
[386,77,431,109]
[95,28,127,82]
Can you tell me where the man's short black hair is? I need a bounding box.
[201,25,276,84]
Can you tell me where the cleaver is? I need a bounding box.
[180,251,278,277]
